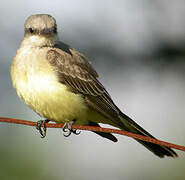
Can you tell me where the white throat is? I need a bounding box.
[22,34,59,47]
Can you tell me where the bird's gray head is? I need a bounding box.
[24,14,57,36]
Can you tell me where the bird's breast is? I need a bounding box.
[11,46,88,123]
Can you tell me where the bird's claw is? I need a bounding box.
[62,121,81,137]
[36,120,50,138]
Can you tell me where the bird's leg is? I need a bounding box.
[62,119,81,137]
[36,119,50,138]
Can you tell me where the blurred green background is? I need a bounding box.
[0,1,185,180]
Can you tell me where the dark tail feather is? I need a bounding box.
[119,112,178,158]
[88,121,118,142]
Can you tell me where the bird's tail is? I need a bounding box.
[118,112,177,158]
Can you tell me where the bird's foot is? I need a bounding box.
[36,119,50,138]
[62,120,81,137]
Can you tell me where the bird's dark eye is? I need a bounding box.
[29,28,34,33]
[53,27,57,33]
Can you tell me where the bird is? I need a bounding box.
[10,14,177,158]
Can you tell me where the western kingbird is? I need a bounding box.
[10,14,177,158]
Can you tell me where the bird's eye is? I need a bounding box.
[29,28,34,33]
[53,27,57,33]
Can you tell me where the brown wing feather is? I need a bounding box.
[46,44,178,157]
[46,46,122,127]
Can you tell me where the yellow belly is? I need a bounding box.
[10,46,111,126]
[16,74,89,124]
[10,46,89,124]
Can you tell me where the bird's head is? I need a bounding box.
[25,14,57,36]
[23,14,58,46]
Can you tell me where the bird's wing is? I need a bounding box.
[46,42,123,127]
[46,43,178,157]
